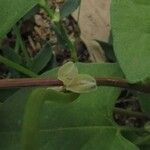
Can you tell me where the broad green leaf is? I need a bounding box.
[60,0,81,18]
[0,0,39,39]
[0,63,139,150]
[21,88,79,150]
[29,43,52,74]
[38,128,138,150]
[111,0,150,82]
[0,89,18,102]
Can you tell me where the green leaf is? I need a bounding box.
[22,88,79,150]
[138,93,150,115]
[96,40,116,62]
[0,89,18,102]
[29,43,52,73]
[111,0,150,82]
[60,0,81,18]
[1,47,22,64]
[53,23,77,60]
[0,63,139,150]
[1,46,22,77]
[0,0,39,39]
[121,131,150,150]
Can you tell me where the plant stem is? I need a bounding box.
[13,25,31,63]
[0,78,61,88]
[95,77,150,93]
[0,77,149,93]
[114,107,150,119]
[0,55,37,77]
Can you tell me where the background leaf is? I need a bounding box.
[29,43,52,74]
[111,0,150,82]
[0,89,18,102]
[1,47,22,64]
[0,0,39,39]
[72,0,111,62]
[1,46,22,77]
[60,0,81,18]
[96,40,116,62]
[138,93,150,115]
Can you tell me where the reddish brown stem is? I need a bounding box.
[0,78,63,88]
[95,78,150,93]
[0,78,149,93]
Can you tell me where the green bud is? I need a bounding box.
[57,61,97,93]
[39,0,46,7]
[52,8,60,23]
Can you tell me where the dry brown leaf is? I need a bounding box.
[73,0,111,62]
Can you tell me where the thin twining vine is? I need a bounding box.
[0,77,149,93]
